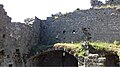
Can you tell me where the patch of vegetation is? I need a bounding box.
[54,42,120,57]
[30,41,120,58]
[54,43,86,57]
[95,5,120,9]
[114,40,120,45]
[90,42,120,57]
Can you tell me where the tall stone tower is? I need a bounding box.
[0,4,12,67]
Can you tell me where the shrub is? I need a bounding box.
[114,40,120,45]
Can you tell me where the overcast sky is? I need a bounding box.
[0,0,105,22]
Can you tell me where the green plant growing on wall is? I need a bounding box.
[114,40,120,45]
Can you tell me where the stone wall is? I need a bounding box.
[91,0,103,7]
[32,17,43,45]
[0,4,34,67]
[1,22,32,67]
[91,0,120,7]
[24,17,42,46]
[41,8,120,44]
[1,0,120,66]
[0,4,12,66]
[105,0,120,5]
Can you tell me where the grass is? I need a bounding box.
[54,42,120,57]
[30,41,120,58]
[54,43,86,57]
[90,42,120,57]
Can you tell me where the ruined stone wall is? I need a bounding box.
[0,4,11,50]
[1,0,120,66]
[32,17,43,45]
[9,22,32,53]
[0,4,12,66]
[0,4,33,67]
[91,0,120,9]
[41,8,120,44]
[3,16,43,67]
[91,0,103,7]
[1,22,33,67]
[105,0,120,5]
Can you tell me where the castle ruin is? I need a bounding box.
[0,0,120,67]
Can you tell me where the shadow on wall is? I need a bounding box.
[104,54,119,67]
[27,50,78,67]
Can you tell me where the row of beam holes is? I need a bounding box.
[63,30,76,34]
[63,30,76,40]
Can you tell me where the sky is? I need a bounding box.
[0,0,105,22]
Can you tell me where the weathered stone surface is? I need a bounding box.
[1,0,120,67]
[91,0,120,7]
[40,8,120,44]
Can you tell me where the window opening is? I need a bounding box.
[72,30,76,34]
[63,30,66,34]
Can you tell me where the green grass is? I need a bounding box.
[54,43,86,57]
[30,41,120,57]
[90,42,120,56]
[54,42,120,57]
